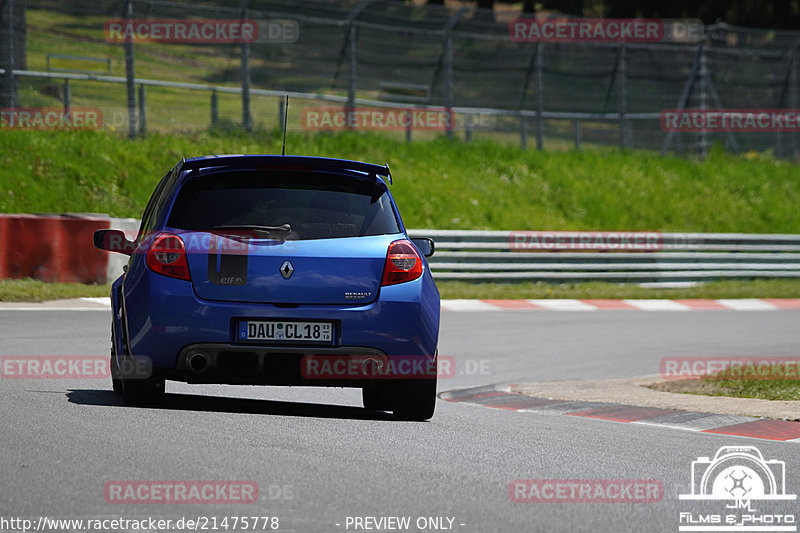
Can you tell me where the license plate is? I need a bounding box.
[238,320,333,343]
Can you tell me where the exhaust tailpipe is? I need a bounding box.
[187,352,210,373]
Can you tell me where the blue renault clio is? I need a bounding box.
[94,155,440,420]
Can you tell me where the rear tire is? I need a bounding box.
[110,331,123,393]
[121,366,165,406]
[362,383,395,411]
[110,356,123,393]
[114,305,165,406]
[393,378,437,421]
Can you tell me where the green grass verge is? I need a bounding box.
[2,129,800,234]
[695,378,800,401]
[0,278,110,302]
[3,121,800,302]
[651,372,800,402]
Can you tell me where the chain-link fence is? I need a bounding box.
[1,0,799,158]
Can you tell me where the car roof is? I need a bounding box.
[179,155,392,184]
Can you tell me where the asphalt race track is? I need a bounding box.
[2,307,800,533]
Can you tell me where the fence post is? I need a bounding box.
[210,89,218,128]
[124,0,136,138]
[405,109,412,142]
[277,97,285,133]
[574,120,581,150]
[661,42,704,156]
[138,83,146,137]
[698,47,709,159]
[332,0,372,122]
[241,43,251,131]
[346,23,356,128]
[62,78,70,117]
[618,41,627,150]
[441,8,466,141]
[240,1,252,133]
[520,115,527,149]
[444,33,453,139]
[791,50,798,160]
[1,0,17,108]
[535,42,543,150]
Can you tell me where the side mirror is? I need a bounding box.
[93,229,135,256]
[411,237,435,258]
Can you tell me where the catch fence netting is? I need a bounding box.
[0,0,797,156]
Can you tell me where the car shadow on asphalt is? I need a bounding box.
[66,389,398,421]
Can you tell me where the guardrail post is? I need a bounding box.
[124,0,136,138]
[138,83,146,137]
[210,89,218,128]
[574,120,581,150]
[465,114,472,142]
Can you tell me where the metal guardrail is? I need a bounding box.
[0,68,662,121]
[407,230,800,282]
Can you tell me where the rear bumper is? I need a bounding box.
[171,343,401,386]
[117,263,440,381]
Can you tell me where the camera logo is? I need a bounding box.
[680,446,795,501]
[678,446,796,533]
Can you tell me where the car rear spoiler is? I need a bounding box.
[176,155,393,184]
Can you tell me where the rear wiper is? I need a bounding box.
[212,224,292,238]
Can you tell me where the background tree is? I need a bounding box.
[428,0,800,29]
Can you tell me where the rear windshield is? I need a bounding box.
[166,170,400,240]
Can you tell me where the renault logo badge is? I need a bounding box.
[280,260,294,279]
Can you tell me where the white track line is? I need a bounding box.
[527,299,597,311]
[623,299,690,311]
[715,299,778,311]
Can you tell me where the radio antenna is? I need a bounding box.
[281,95,289,156]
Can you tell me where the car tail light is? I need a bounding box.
[381,239,423,286]
[145,233,191,281]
